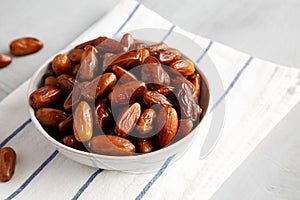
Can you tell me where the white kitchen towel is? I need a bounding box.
[1,0,300,199]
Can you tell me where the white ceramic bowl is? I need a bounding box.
[27,33,212,173]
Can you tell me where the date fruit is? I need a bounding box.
[141,56,170,89]
[157,86,175,97]
[111,65,137,83]
[143,91,172,108]
[176,119,193,139]
[0,147,17,182]
[10,37,43,56]
[146,42,168,55]
[155,107,178,147]
[0,54,12,68]
[88,135,135,156]
[103,51,140,71]
[94,98,115,133]
[120,33,135,50]
[52,54,72,75]
[170,58,195,76]
[36,108,68,129]
[136,108,156,135]
[57,74,75,93]
[115,102,141,137]
[59,115,73,133]
[75,36,106,49]
[73,101,93,142]
[68,49,84,64]
[63,135,85,150]
[44,76,59,87]
[63,86,81,112]
[96,37,127,53]
[82,73,117,101]
[78,45,98,81]
[137,138,154,153]
[29,86,62,109]
[110,81,146,106]
[175,81,198,121]
[189,73,201,102]
[158,49,181,65]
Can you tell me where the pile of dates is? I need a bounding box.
[29,33,203,156]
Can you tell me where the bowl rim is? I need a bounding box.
[27,46,211,161]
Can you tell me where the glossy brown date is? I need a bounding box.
[174,81,198,121]
[73,101,93,142]
[136,108,156,135]
[111,65,137,83]
[115,102,141,137]
[94,98,115,133]
[88,135,135,156]
[137,138,154,153]
[109,81,146,106]
[137,48,150,64]
[75,36,107,49]
[57,74,75,93]
[63,135,85,150]
[146,42,168,55]
[0,147,17,182]
[44,76,59,87]
[36,108,68,129]
[172,75,195,93]
[103,48,149,71]
[0,54,12,68]
[103,51,140,71]
[71,64,81,77]
[59,115,73,133]
[63,86,81,112]
[189,73,201,102]
[29,86,62,109]
[155,107,178,147]
[78,45,98,81]
[120,33,135,50]
[170,58,195,76]
[82,73,117,101]
[141,56,170,89]
[142,91,172,108]
[157,86,175,97]
[176,119,193,139]
[96,37,127,53]
[158,49,181,64]
[10,37,43,56]
[68,49,84,64]
[52,54,72,75]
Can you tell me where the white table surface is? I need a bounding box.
[1,0,299,199]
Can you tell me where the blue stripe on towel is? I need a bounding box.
[135,154,176,200]
[196,40,213,63]
[72,169,104,200]
[210,56,253,112]
[0,118,31,148]
[113,3,141,37]
[161,25,176,42]
[6,150,59,200]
